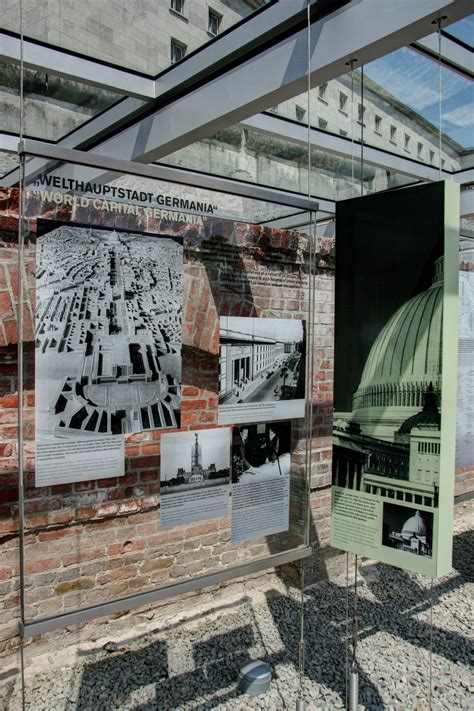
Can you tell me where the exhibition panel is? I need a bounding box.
[456,237,474,474]
[15,147,318,634]
[330,181,460,577]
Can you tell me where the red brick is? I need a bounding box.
[139,496,158,511]
[185,302,196,322]
[24,556,59,573]
[186,521,219,537]
[96,503,119,517]
[200,328,212,351]
[51,483,73,494]
[0,394,18,408]
[0,443,13,457]
[0,410,17,424]
[3,320,18,345]
[107,540,145,556]
[198,286,211,312]
[0,291,14,317]
[124,444,140,457]
[63,548,105,567]
[38,528,75,542]
[182,386,200,397]
[181,399,207,411]
[141,443,160,455]
[199,411,217,423]
[131,456,159,469]
[76,506,97,520]
[97,477,118,488]
[140,471,159,482]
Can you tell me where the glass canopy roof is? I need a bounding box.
[0,62,123,142]
[364,46,474,150]
[444,14,474,47]
[1,0,273,76]
[0,4,471,194]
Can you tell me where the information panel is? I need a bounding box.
[456,241,474,471]
[15,154,314,627]
[330,182,459,577]
[34,218,182,485]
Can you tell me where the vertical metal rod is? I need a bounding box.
[306,0,311,204]
[349,663,359,711]
[18,1,26,707]
[437,21,442,180]
[302,0,313,550]
[353,554,358,660]
[350,64,355,192]
[349,554,359,711]
[346,55,357,708]
[345,58,357,197]
[19,0,24,142]
[296,6,312,709]
[18,159,26,711]
[360,67,364,195]
[429,578,434,709]
[345,552,349,710]
[298,562,306,709]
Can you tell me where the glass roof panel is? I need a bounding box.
[259,46,472,170]
[0,62,123,142]
[363,47,473,150]
[0,150,18,179]
[444,15,474,47]
[2,0,273,76]
[158,126,420,203]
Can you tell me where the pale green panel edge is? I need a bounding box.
[436,180,460,577]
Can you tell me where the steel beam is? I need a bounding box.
[0,132,19,154]
[0,1,318,101]
[22,545,312,637]
[413,32,474,77]
[241,113,455,183]
[456,168,474,183]
[18,138,318,213]
[0,31,154,98]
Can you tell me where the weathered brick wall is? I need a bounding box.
[0,188,336,657]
